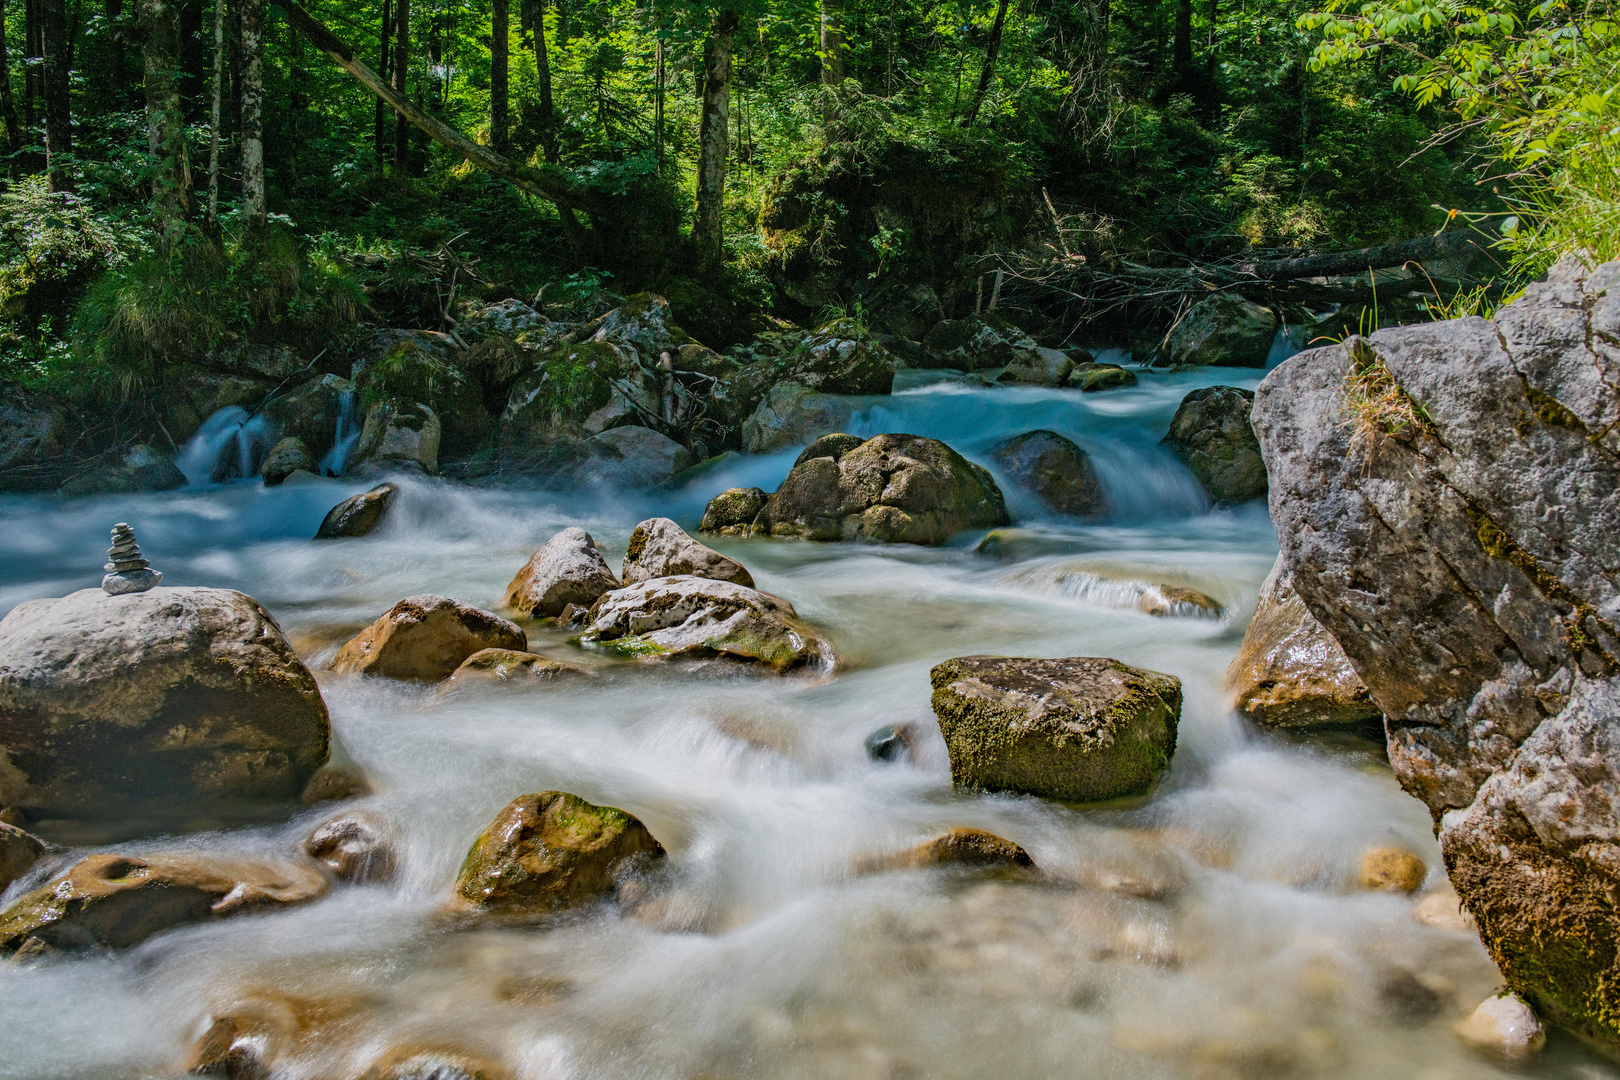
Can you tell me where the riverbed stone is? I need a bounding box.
[621,517,753,587]
[59,444,187,496]
[314,482,398,539]
[1161,294,1277,367]
[862,828,1035,874]
[715,320,896,424]
[921,314,1039,371]
[1455,993,1546,1062]
[1359,847,1426,893]
[1067,362,1138,392]
[502,527,620,618]
[754,433,1009,545]
[449,791,663,917]
[930,655,1181,803]
[699,487,769,536]
[583,425,694,487]
[261,437,316,486]
[997,346,1075,387]
[0,586,330,823]
[989,430,1108,518]
[331,595,527,682]
[304,809,397,884]
[0,850,328,956]
[352,401,440,475]
[445,648,591,685]
[1162,386,1268,503]
[0,821,44,891]
[742,383,855,454]
[1226,556,1381,729]
[360,1045,513,1080]
[581,575,836,673]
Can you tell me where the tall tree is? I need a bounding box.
[374,0,390,160]
[0,1,21,160]
[961,0,1010,126]
[694,6,736,275]
[139,0,191,249]
[490,0,507,152]
[206,0,225,225]
[531,0,556,161]
[393,0,408,166]
[1172,0,1193,85]
[240,0,265,233]
[819,0,843,88]
[42,0,73,188]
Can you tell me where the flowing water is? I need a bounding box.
[0,366,1607,1080]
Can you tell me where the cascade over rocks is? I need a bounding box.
[753,433,1009,545]
[0,821,44,891]
[621,518,753,587]
[264,373,357,453]
[930,655,1181,803]
[315,483,398,539]
[1226,555,1381,729]
[989,431,1108,518]
[304,809,397,884]
[331,595,527,681]
[1067,362,1137,392]
[699,487,769,536]
[503,528,621,618]
[1159,295,1277,368]
[1250,258,1620,1049]
[0,587,330,823]
[1161,386,1268,503]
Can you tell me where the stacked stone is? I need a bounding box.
[101,523,162,595]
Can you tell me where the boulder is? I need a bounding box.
[0,821,44,891]
[445,648,591,685]
[314,482,398,539]
[59,444,187,496]
[920,314,1040,371]
[930,655,1181,802]
[0,587,330,822]
[262,373,355,453]
[499,341,638,461]
[715,319,895,423]
[1249,258,1620,1047]
[583,425,694,487]
[1067,362,1138,392]
[864,723,919,763]
[449,791,663,916]
[1455,994,1546,1063]
[331,595,527,681]
[353,402,440,475]
[997,346,1074,387]
[304,809,397,884]
[859,828,1035,874]
[1160,294,1277,367]
[462,297,550,338]
[0,389,65,493]
[0,851,327,956]
[1161,386,1268,503]
[502,527,620,618]
[579,292,694,358]
[741,384,855,454]
[754,433,1009,545]
[699,487,769,536]
[1226,556,1381,729]
[357,330,490,454]
[989,431,1108,518]
[581,575,835,673]
[261,437,316,486]
[360,1046,513,1080]
[621,517,753,587]
[1359,847,1427,893]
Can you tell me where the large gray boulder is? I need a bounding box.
[621,517,753,587]
[503,527,620,618]
[0,587,331,823]
[920,314,1040,371]
[741,384,854,454]
[584,425,694,487]
[716,319,895,425]
[1160,295,1277,367]
[1250,257,1620,1048]
[1161,386,1268,503]
[352,401,440,475]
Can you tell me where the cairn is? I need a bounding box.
[101,523,162,595]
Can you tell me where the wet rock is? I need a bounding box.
[314,483,398,539]
[741,383,855,454]
[1412,886,1477,933]
[583,425,695,487]
[59,444,187,496]
[989,430,1108,518]
[865,828,1035,873]
[1227,556,1380,729]
[699,486,768,536]
[0,851,327,955]
[794,433,865,465]
[1067,362,1137,392]
[0,586,330,822]
[1455,993,1546,1062]
[997,346,1074,387]
[357,330,490,455]
[0,821,45,891]
[359,1045,513,1080]
[498,341,638,460]
[502,527,620,618]
[1161,386,1268,503]
[582,575,836,674]
[260,437,315,486]
[621,517,753,587]
[299,761,372,805]
[754,433,1009,545]
[715,320,895,423]
[446,648,591,684]
[1250,258,1620,1047]
[331,595,526,682]
[353,401,440,475]
[1359,847,1426,893]
[1160,294,1277,367]
[930,655,1181,802]
[920,314,1040,371]
[1000,559,1224,618]
[263,373,355,453]
[864,723,919,763]
[449,791,663,917]
[304,809,397,884]
[187,1011,281,1079]
[0,389,65,493]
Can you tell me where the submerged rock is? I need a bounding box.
[930,655,1181,803]
[0,821,44,891]
[754,433,1008,545]
[1455,993,1546,1063]
[1226,556,1380,729]
[0,586,330,823]
[446,648,590,685]
[699,487,768,536]
[864,723,919,763]
[989,430,1108,518]
[331,595,526,682]
[860,828,1035,874]
[261,437,316,486]
[742,383,854,454]
[1359,847,1427,893]
[0,851,327,956]
[1160,294,1277,367]
[449,791,663,917]
[582,575,835,673]
[502,527,620,618]
[1161,386,1268,503]
[304,809,397,884]
[314,482,398,539]
[1067,362,1137,392]
[621,517,753,587]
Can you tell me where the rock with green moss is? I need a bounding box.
[577,292,695,359]
[580,575,835,674]
[58,444,186,496]
[352,401,441,475]
[742,384,855,454]
[699,487,769,535]
[0,821,44,891]
[1161,386,1267,503]
[449,791,663,916]
[930,655,1181,802]
[358,330,491,454]
[1067,362,1138,392]
[1159,295,1277,368]
[754,433,1008,545]
[997,347,1074,387]
[716,321,896,425]
[920,314,1040,371]
[261,437,316,485]
[263,373,356,453]
[498,341,636,464]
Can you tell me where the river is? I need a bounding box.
[0,366,1600,1079]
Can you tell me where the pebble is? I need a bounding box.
[1454,993,1545,1062]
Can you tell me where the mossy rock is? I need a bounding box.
[498,341,632,462]
[359,332,490,455]
[699,486,769,535]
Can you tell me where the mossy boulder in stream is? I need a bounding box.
[699,487,769,536]
[450,791,663,917]
[1161,386,1268,504]
[989,431,1108,518]
[930,655,1181,802]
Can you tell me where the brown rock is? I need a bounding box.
[304,809,397,884]
[359,1045,512,1080]
[861,828,1034,874]
[621,517,753,587]
[300,761,372,805]
[1359,847,1427,893]
[313,483,397,539]
[501,528,620,618]
[989,430,1108,518]
[0,820,45,891]
[445,648,591,684]
[331,595,526,682]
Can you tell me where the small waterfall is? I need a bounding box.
[319,389,361,476]
[175,406,280,485]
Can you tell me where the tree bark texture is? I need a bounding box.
[694,7,735,275]
[819,0,843,87]
[490,0,507,153]
[374,0,390,161]
[140,0,191,247]
[1172,0,1192,86]
[533,0,555,159]
[25,0,40,129]
[206,0,224,225]
[393,0,408,166]
[240,0,265,232]
[960,0,1008,126]
[42,0,73,187]
[179,0,205,113]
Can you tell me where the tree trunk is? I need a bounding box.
[960,0,1009,126]
[104,0,127,106]
[693,7,735,275]
[490,0,507,153]
[140,0,190,249]
[653,30,664,163]
[239,0,264,234]
[1172,0,1192,86]
[205,0,224,224]
[532,0,555,161]
[0,0,22,159]
[819,0,843,88]
[393,0,408,167]
[374,0,390,161]
[42,0,72,189]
